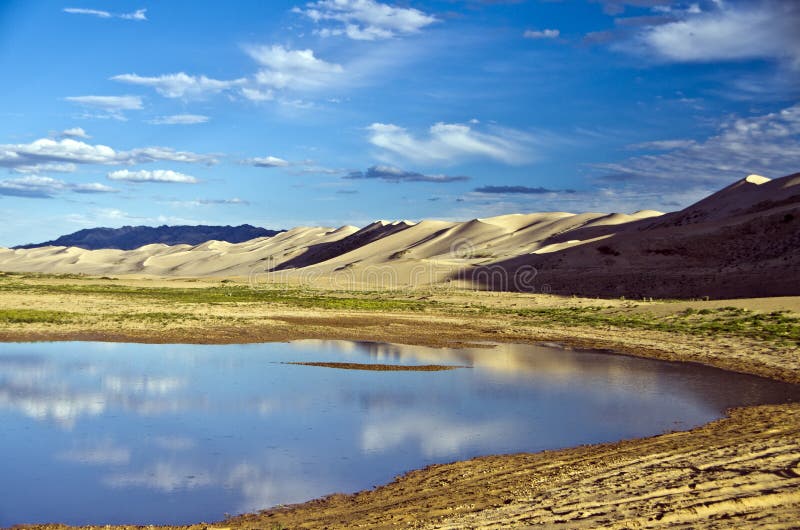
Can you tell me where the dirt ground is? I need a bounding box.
[3,275,800,529]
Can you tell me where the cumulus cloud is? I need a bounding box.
[0,176,117,198]
[112,73,245,99]
[148,114,210,125]
[594,103,800,184]
[107,169,199,184]
[345,165,469,183]
[293,0,437,40]
[474,185,574,194]
[524,28,560,39]
[59,127,90,139]
[367,121,535,165]
[245,45,344,90]
[247,156,290,168]
[63,7,147,21]
[0,138,217,171]
[621,1,800,67]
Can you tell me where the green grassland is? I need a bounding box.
[0,272,798,345]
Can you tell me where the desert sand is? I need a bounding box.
[2,173,798,298]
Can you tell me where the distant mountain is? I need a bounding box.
[15,224,283,250]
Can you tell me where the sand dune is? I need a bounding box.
[1,173,798,298]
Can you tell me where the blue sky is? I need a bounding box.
[0,0,798,246]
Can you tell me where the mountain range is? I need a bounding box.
[15,224,283,251]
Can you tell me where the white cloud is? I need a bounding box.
[294,0,437,40]
[171,197,250,207]
[65,95,143,119]
[595,103,800,184]
[245,45,344,90]
[59,127,90,139]
[123,146,217,165]
[362,413,511,457]
[627,139,697,151]
[12,162,78,174]
[0,138,217,171]
[0,175,117,198]
[524,29,560,39]
[73,182,118,193]
[112,72,245,99]
[107,169,199,184]
[625,0,800,67]
[247,156,290,168]
[63,7,111,18]
[148,114,210,125]
[0,138,117,167]
[64,7,147,20]
[119,8,147,21]
[367,121,535,165]
[240,87,275,102]
[105,462,212,492]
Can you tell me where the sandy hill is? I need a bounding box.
[470,172,800,298]
[0,173,797,298]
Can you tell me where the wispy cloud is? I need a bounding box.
[524,28,560,39]
[473,185,574,194]
[148,114,210,125]
[345,165,469,183]
[112,73,245,99]
[594,103,800,184]
[240,87,275,102]
[65,95,143,120]
[107,169,199,184]
[293,0,437,40]
[63,7,147,21]
[618,1,800,68]
[367,121,535,165]
[58,440,131,465]
[171,198,250,207]
[626,139,697,151]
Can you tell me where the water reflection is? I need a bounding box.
[0,340,797,526]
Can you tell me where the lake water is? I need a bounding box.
[1,340,798,526]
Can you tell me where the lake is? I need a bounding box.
[1,340,798,525]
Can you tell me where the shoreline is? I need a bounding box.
[2,277,799,528]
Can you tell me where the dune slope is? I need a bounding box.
[1,173,798,298]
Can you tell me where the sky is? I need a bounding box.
[0,0,798,246]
